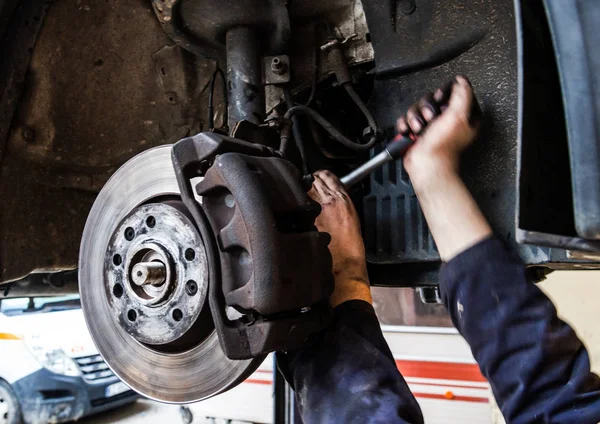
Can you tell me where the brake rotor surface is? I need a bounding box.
[79,145,261,403]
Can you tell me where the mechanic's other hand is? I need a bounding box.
[397,76,481,186]
[308,170,372,307]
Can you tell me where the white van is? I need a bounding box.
[0,295,138,424]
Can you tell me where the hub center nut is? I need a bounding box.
[105,202,209,346]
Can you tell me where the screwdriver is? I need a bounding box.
[340,134,415,188]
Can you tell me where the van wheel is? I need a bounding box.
[0,380,22,424]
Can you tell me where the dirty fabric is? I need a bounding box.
[278,237,600,424]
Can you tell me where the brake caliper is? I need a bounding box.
[172,132,334,359]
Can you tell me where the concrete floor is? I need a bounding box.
[79,399,247,424]
[80,400,182,424]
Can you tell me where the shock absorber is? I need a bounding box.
[226,26,265,129]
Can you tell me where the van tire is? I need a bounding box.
[0,379,22,424]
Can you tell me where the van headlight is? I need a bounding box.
[26,338,81,377]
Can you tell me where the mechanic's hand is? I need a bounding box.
[308,170,372,308]
[397,75,481,186]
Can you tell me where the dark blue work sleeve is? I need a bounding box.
[440,237,600,424]
[277,300,424,424]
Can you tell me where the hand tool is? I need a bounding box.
[340,134,415,188]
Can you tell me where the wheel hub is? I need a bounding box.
[105,202,208,346]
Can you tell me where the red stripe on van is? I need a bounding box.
[396,360,487,383]
[245,379,272,385]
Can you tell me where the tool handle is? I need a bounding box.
[386,135,415,159]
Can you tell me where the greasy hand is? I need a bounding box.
[397,76,481,186]
[308,171,372,307]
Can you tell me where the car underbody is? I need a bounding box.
[1,0,599,404]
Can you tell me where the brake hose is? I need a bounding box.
[281,102,378,152]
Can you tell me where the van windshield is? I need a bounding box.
[0,295,81,316]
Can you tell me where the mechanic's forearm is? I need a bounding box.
[330,260,372,307]
[410,161,492,261]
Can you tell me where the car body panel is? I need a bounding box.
[0,299,138,424]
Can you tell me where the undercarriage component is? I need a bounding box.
[172,132,334,359]
[152,0,374,111]
[79,146,262,403]
[151,0,290,61]
[0,0,218,285]
[360,0,504,267]
[0,271,78,298]
[0,0,375,287]
[226,26,265,128]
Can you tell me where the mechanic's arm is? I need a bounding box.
[277,171,424,424]
[401,76,600,423]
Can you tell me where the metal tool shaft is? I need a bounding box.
[340,135,414,188]
[340,150,392,188]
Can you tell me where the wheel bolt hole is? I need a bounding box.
[127,309,137,321]
[124,227,135,241]
[185,280,198,296]
[146,216,156,228]
[137,270,143,277]
[113,254,122,266]
[172,308,183,322]
[185,248,195,261]
[112,283,123,298]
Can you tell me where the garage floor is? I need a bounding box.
[80,400,182,424]
[79,399,250,424]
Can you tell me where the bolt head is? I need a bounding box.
[270,57,288,75]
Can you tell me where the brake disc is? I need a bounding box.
[79,145,261,403]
